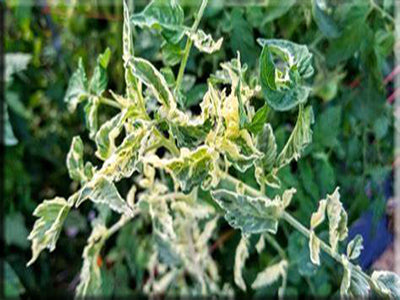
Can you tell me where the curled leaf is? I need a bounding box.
[346,234,363,261]
[258,39,314,111]
[186,29,223,54]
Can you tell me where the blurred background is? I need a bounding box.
[4,0,396,297]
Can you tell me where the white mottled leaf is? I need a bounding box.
[276,105,314,168]
[186,29,223,54]
[76,224,107,297]
[346,234,363,261]
[27,197,71,266]
[76,176,132,215]
[371,271,400,298]
[310,199,327,229]
[326,187,348,251]
[251,260,287,290]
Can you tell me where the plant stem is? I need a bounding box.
[222,173,370,280]
[99,96,122,109]
[175,0,208,93]
[105,209,139,239]
[370,0,395,23]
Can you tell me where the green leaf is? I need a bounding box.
[260,0,296,24]
[27,197,71,266]
[346,234,363,261]
[230,8,258,67]
[186,29,223,54]
[312,0,341,38]
[276,105,314,168]
[67,136,87,183]
[211,189,293,234]
[260,45,276,90]
[76,224,107,297]
[89,48,111,96]
[313,105,342,149]
[5,213,29,249]
[258,39,314,111]
[76,176,133,215]
[163,146,219,193]
[5,262,25,297]
[64,58,88,111]
[4,105,17,146]
[128,57,175,110]
[245,104,269,135]
[161,43,183,66]
[234,236,249,291]
[130,0,185,44]
[254,124,278,187]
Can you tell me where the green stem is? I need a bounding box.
[105,209,139,239]
[175,0,208,93]
[265,233,287,260]
[370,0,395,23]
[99,96,122,109]
[222,173,370,280]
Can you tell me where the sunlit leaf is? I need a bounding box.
[27,197,71,266]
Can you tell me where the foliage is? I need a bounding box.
[5,0,395,297]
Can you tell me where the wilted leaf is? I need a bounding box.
[186,29,223,54]
[251,260,287,289]
[326,187,348,251]
[310,199,327,229]
[234,236,249,291]
[309,231,321,265]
